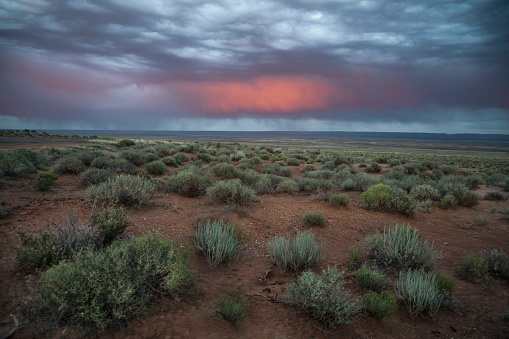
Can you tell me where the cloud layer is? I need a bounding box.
[1,0,508,132]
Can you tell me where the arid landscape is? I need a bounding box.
[0,132,508,339]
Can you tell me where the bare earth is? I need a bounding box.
[0,140,508,339]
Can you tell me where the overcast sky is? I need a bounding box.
[1,0,508,133]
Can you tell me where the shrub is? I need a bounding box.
[104,158,137,175]
[212,162,239,179]
[144,160,168,175]
[195,220,242,266]
[329,193,351,207]
[267,231,323,273]
[301,164,317,172]
[465,174,484,189]
[340,178,356,191]
[287,158,301,166]
[207,179,256,206]
[484,191,505,201]
[302,212,327,227]
[389,187,419,217]
[261,163,275,174]
[120,150,145,166]
[53,156,86,174]
[439,164,458,175]
[276,179,299,194]
[389,168,405,180]
[433,271,455,295]
[34,171,59,191]
[483,249,509,281]
[365,162,382,173]
[118,138,136,147]
[0,150,37,177]
[33,234,195,332]
[361,184,391,210]
[396,269,443,318]
[348,245,366,270]
[87,175,158,207]
[15,212,100,269]
[274,164,292,177]
[366,224,443,270]
[439,195,458,209]
[362,291,397,319]
[161,156,179,167]
[78,168,115,186]
[92,206,129,245]
[286,267,359,327]
[457,253,489,283]
[217,296,249,323]
[174,152,189,164]
[295,178,333,193]
[411,184,440,201]
[165,169,210,197]
[452,187,479,207]
[356,268,391,293]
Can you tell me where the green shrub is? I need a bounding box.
[329,193,351,207]
[483,249,509,281]
[362,291,397,319]
[207,179,256,206]
[340,178,356,191]
[276,179,299,194]
[274,164,292,177]
[161,156,179,167]
[301,164,317,172]
[0,150,37,177]
[104,158,137,175]
[287,158,301,166]
[439,164,458,175]
[295,178,333,193]
[484,191,505,201]
[465,174,484,189]
[411,184,440,201]
[389,187,419,217]
[144,160,168,175]
[452,187,480,207]
[361,184,392,210]
[365,162,382,173]
[34,170,59,191]
[396,269,444,318]
[267,231,323,273]
[33,234,195,332]
[92,206,129,245]
[217,296,249,323]
[302,212,327,227]
[457,253,489,283]
[356,268,391,292]
[348,245,366,270]
[286,267,359,327]
[174,152,189,164]
[433,271,455,295]
[118,139,136,147]
[53,156,86,174]
[439,195,458,209]
[212,162,239,179]
[121,150,145,166]
[165,169,210,197]
[195,220,242,266]
[87,175,158,207]
[78,168,115,186]
[366,224,443,270]
[15,212,100,269]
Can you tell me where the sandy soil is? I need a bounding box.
[0,145,508,339]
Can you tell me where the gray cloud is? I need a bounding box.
[0,0,508,132]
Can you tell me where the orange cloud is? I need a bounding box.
[177,77,340,116]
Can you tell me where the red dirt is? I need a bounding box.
[1,148,508,338]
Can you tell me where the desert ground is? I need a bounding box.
[0,133,508,339]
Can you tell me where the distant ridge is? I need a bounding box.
[39,130,509,142]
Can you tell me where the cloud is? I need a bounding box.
[0,0,508,132]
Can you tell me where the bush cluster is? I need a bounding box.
[396,269,444,318]
[302,212,327,227]
[366,224,444,270]
[362,291,397,319]
[329,193,351,207]
[195,220,242,266]
[165,169,210,197]
[286,267,359,327]
[33,234,195,332]
[34,170,59,191]
[216,296,249,323]
[267,231,323,272]
[207,179,256,206]
[356,268,391,293]
[88,175,158,207]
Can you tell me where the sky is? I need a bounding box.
[0,0,508,133]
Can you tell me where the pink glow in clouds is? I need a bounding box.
[176,77,345,116]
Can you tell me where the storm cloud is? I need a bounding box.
[1,0,508,132]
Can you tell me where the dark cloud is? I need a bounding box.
[0,0,508,132]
